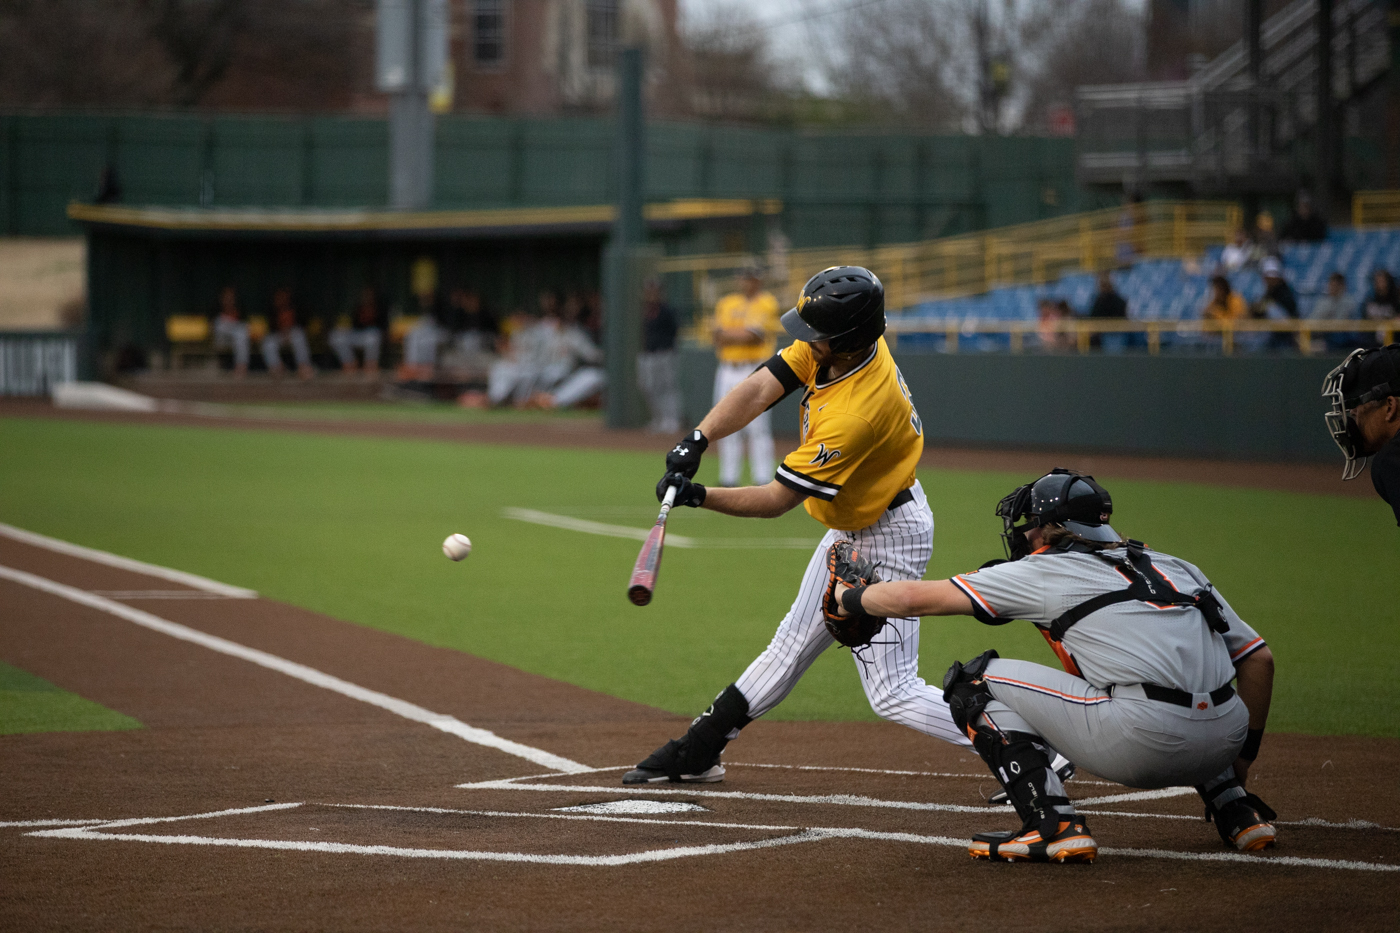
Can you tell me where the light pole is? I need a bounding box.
[376,0,448,210]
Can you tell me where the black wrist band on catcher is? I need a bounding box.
[1240,728,1264,762]
[841,585,867,616]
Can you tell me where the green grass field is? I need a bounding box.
[1,415,1396,737]
[0,660,142,735]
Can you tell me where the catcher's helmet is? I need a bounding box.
[995,468,1118,561]
[1322,343,1400,480]
[780,266,886,353]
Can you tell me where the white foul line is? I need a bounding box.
[26,801,1400,873]
[501,508,814,550]
[0,522,258,598]
[0,563,590,774]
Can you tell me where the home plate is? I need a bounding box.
[551,800,710,815]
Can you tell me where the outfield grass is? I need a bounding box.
[1,416,1395,738]
[0,660,142,735]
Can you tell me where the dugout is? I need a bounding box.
[68,199,774,377]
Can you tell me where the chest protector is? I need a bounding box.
[1047,541,1229,642]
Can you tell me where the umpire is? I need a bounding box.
[1323,344,1400,526]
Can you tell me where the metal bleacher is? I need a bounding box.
[899,226,1400,354]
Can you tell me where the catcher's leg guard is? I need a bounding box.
[623,684,752,785]
[1197,774,1277,852]
[945,655,1092,863]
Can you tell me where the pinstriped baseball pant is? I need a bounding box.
[733,481,969,747]
[981,658,1248,789]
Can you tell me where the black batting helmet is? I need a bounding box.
[780,266,886,354]
[995,468,1118,561]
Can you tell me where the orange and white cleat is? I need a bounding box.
[969,818,1097,863]
[1210,796,1277,852]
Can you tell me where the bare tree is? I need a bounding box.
[827,0,967,130]
[1018,0,1146,132]
[680,3,800,122]
[138,0,250,106]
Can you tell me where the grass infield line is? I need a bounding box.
[26,801,1400,873]
[0,522,258,598]
[0,563,590,774]
[501,508,815,549]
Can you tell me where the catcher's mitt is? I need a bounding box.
[822,541,887,648]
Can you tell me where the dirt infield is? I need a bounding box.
[2,530,1398,931]
[0,398,1370,498]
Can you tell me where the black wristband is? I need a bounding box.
[1239,727,1264,762]
[840,585,867,616]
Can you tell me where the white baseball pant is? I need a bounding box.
[714,361,774,487]
[733,481,968,746]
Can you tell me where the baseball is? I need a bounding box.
[442,533,472,561]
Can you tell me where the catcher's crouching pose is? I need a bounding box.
[833,469,1277,863]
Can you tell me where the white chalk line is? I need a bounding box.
[88,590,238,600]
[25,801,1400,873]
[0,563,590,774]
[729,762,1115,787]
[0,522,258,598]
[501,507,814,550]
[0,818,112,828]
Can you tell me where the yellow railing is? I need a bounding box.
[661,200,1241,321]
[1353,190,1400,228]
[880,317,1396,357]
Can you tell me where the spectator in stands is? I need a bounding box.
[1253,257,1299,351]
[1036,298,1073,352]
[210,285,249,379]
[329,285,385,375]
[1220,228,1256,273]
[261,286,313,379]
[582,289,604,345]
[1310,271,1362,352]
[1365,270,1400,322]
[1253,211,1280,259]
[1280,191,1328,243]
[637,277,681,433]
[1088,271,1128,351]
[1203,275,1247,321]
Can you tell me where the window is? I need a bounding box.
[473,0,506,67]
[586,0,618,69]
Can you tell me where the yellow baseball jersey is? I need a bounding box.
[772,337,923,531]
[714,291,780,364]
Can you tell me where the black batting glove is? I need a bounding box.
[657,471,706,508]
[666,429,708,479]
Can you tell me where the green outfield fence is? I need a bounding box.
[0,112,1104,247]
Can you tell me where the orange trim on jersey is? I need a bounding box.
[983,673,1111,706]
[952,575,998,618]
[1230,636,1265,661]
[1038,627,1083,677]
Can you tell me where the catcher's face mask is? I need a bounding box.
[995,482,1036,561]
[1323,347,1397,481]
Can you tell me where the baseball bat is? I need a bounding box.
[628,484,677,606]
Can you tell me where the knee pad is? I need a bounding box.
[942,650,999,736]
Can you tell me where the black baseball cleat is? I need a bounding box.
[1208,794,1277,852]
[969,818,1097,863]
[989,760,1076,806]
[621,738,725,785]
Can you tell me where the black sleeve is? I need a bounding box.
[761,352,802,399]
[1371,438,1400,527]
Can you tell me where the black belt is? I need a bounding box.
[1139,682,1235,708]
[886,488,914,512]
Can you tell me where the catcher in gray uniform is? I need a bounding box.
[830,468,1277,863]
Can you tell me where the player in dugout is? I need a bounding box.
[622,266,1072,789]
[1323,343,1400,526]
[828,469,1277,863]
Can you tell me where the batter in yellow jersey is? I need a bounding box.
[771,336,922,530]
[620,266,968,791]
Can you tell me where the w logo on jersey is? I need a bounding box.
[809,443,842,467]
